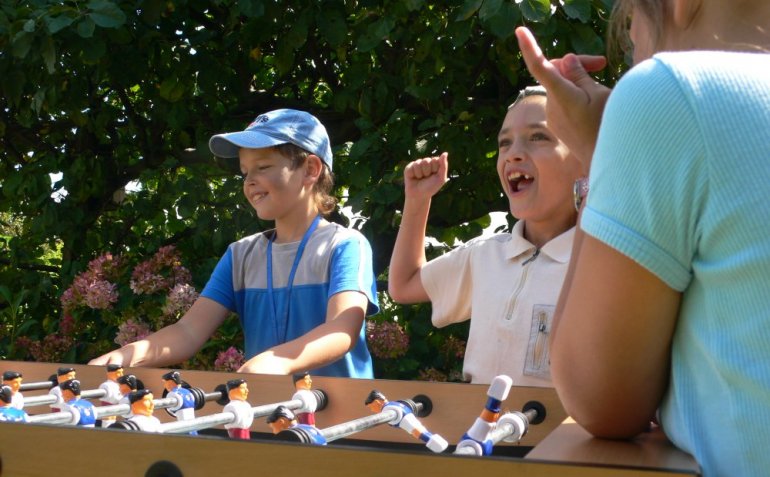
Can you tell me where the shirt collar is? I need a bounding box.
[505,220,575,264]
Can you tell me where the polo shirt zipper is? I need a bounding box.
[505,248,540,321]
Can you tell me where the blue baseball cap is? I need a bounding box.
[208,109,333,171]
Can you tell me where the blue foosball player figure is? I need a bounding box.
[365,390,448,453]
[267,405,327,445]
[60,379,97,427]
[162,371,198,435]
[0,385,29,422]
[455,375,513,456]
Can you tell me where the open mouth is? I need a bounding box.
[508,171,534,193]
[251,192,268,204]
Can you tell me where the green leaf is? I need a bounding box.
[11,31,34,58]
[318,9,347,47]
[454,0,483,21]
[87,0,127,28]
[563,0,592,22]
[478,0,502,21]
[77,17,96,38]
[3,71,25,106]
[570,23,604,54]
[80,37,106,62]
[236,0,265,18]
[45,14,75,34]
[356,17,395,52]
[482,2,521,39]
[519,0,552,22]
[41,36,56,73]
[23,19,35,33]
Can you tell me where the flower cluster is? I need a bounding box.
[366,320,410,359]
[130,245,192,295]
[114,319,152,347]
[15,315,79,362]
[162,283,200,320]
[214,346,246,372]
[441,335,466,361]
[61,253,123,313]
[60,246,200,354]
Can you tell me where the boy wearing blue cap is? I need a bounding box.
[91,109,379,378]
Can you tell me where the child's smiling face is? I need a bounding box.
[239,147,307,222]
[497,96,582,235]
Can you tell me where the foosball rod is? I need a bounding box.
[282,395,431,444]
[19,379,57,392]
[453,401,546,456]
[160,389,327,434]
[23,388,107,408]
[27,389,228,425]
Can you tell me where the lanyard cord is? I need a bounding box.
[266,215,322,344]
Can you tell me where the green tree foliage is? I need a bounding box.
[0,0,618,377]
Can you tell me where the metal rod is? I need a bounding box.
[19,380,55,392]
[160,398,304,434]
[23,389,106,408]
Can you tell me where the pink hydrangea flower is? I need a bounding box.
[417,367,448,382]
[214,347,245,372]
[366,320,410,359]
[162,283,199,318]
[114,319,152,346]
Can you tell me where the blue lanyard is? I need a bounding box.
[266,215,321,344]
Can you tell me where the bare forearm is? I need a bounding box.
[239,292,368,375]
[388,196,431,303]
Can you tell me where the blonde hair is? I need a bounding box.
[273,143,337,217]
[608,0,668,62]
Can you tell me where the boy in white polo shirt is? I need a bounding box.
[389,87,584,385]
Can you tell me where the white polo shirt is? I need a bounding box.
[421,220,574,385]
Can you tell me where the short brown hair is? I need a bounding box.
[274,143,337,217]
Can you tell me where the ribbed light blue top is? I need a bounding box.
[582,50,770,477]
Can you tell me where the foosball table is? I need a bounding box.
[0,360,701,476]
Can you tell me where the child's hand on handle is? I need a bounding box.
[515,26,610,170]
[404,152,449,201]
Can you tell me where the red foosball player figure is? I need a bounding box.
[162,371,197,435]
[97,364,124,427]
[121,389,161,432]
[0,385,29,422]
[49,367,76,412]
[223,379,253,439]
[60,379,97,427]
[266,405,327,445]
[2,371,24,410]
[455,375,512,456]
[364,390,448,453]
[291,372,317,425]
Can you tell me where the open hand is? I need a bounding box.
[515,27,611,169]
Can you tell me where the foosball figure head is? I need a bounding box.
[0,385,29,422]
[105,364,124,381]
[0,386,14,405]
[266,405,297,434]
[293,372,312,391]
[2,371,22,394]
[117,374,138,396]
[161,371,182,391]
[364,390,388,414]
[227,379,249,402]
[60,379,82,402]
[129,389,155,417]
[56,367,76,384]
